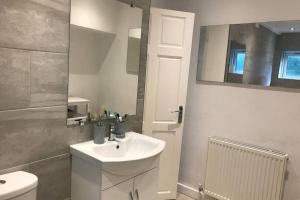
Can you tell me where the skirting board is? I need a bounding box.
[177,182,200,199]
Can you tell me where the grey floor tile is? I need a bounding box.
[177,193,197,200]
[74,124,93,143]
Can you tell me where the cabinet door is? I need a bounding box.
[101,179,134,200]
[134,168,159,200]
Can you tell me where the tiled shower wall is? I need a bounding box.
[0,0,150,200]
[0,1,76,199]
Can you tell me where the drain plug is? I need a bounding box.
[0,180,6,184]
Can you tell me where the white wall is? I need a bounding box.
[152,0,300,199]
[71,0,119,33]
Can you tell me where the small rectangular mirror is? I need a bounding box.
[197,20,300,90]
[126,28,141,75]
[68,0,143,126]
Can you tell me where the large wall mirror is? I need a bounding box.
[197,20,300,90]
[67,0,143,126]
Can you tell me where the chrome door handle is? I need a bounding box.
[171,106,183,124]
[129,192,134,200]
[135,189,139,200]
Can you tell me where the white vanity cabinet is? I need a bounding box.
[101,179,133,200]
[102,168,158,200]
[70,132,165,200]
[133,168,158,200]
[71,156,160,200]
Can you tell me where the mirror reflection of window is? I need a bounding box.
[229,49,246,75]
[279,51,300,80]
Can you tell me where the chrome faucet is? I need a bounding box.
[108,124,117,141]
[98,111,127,142]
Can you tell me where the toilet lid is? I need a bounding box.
[0,171,38,200]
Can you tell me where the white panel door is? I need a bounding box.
[143,8,195,200]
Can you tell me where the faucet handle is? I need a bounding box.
[115,113,120,120]
[114,113,128,123]
[108,124,116,141]
[110,124,115,132]
[114,113,123,123]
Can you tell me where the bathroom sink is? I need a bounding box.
[70,132,165,164]
[71,132,165,197]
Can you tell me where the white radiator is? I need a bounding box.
[204,137,289,200]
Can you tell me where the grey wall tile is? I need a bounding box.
[126,114,143,133]
[0,48,30,110]
[74,124,93,143]
[137,4,150,101]
[30,52,68,107]
[136,99,144,118]
[0,0,70,52]
[0,1,151,200]
[137,64,146,100]
[28,154,71,200]
[0,49,68,110]
[0,154,71,200]
[0,106,76,170]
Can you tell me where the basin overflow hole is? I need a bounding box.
[116,145,120,149]
[0,180,6,184]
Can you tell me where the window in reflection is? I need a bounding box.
[229,49,246,74]
[279,51,300,80]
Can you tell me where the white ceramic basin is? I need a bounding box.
[70,132,165,164]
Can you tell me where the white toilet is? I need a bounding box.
[0,171,38,200]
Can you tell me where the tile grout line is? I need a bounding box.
[0,105,68,113]
[29,50,32,107]
[0,45,68,54]
[0,153,70,174]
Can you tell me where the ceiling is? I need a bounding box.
[260,21,300,34]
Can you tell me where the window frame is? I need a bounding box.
[278,51,300,80]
